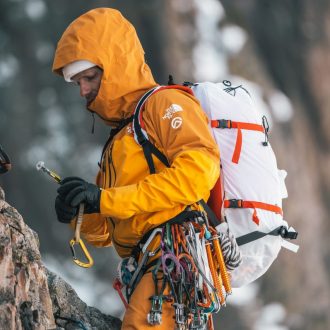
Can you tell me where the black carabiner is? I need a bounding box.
[0,145,11,174]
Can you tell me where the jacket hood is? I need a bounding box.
[52,8,157,125]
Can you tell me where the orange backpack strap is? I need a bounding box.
[210,120,265,164]
[224,199,283,225]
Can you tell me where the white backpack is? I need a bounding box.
[190,81,299,287]
[132,80,298,288]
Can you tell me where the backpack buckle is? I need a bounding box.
[279,226,298,240]
[227,199,243,208]
[217,119,232,129]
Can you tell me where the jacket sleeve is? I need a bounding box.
[100,89,220,218]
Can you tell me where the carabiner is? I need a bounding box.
[69,203,94,268]
[69,238,94,268]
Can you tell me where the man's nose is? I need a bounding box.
[79,80,91,97]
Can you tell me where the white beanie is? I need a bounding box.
[62,60,96,82]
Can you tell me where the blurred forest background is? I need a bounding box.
[0,0,329,329]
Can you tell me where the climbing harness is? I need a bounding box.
[114,209,240,329]
[0,144,11,174]
[36,161,94,268]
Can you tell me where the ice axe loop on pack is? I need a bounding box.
[36,161,94,268]
[0,145,11,174]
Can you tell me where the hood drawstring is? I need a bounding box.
[91,112,95,134]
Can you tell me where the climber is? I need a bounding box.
[52,8,220,329]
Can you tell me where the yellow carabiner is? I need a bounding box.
[69,203,94,268]
[69,238,94,268]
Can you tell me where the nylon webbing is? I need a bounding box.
[236,225,298,246]
[224,199,283,225]
[210,120,265,164]
[133,85,194,174]
[199,199,221,228]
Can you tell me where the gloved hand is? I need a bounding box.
[57,176,101,214]
[55,195,78,223]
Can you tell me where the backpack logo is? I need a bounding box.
[171,117,183,129]
[162,104,183,120]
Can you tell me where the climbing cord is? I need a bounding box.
[114,211,241,329]
[36,161,94,268]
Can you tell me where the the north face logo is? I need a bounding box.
[162,104,183,120]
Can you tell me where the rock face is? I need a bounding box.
[0,186,121,330]
[47,269,122,330]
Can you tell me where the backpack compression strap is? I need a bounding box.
[210,119,266,164]
[236,225,298,246]
[224,199,283,225]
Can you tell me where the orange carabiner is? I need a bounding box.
[210,228,232,295]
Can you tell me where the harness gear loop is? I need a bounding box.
[69,204,94,268]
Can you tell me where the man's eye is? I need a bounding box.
[86,74,96,81]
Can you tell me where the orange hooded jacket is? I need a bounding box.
[53,8,220,257]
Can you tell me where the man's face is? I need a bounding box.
[71,66,103,106]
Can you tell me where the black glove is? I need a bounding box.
[55,195,78,223]
[57,176,101,214]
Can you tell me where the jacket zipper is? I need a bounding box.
[109,144,116,187]
[108,217,135,249]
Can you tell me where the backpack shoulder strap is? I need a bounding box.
[133,85,193,174]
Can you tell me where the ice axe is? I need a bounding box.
[36,161,94,268]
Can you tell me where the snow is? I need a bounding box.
[0,55,20,86]
[254,303,288,330]
[193,0,227,81]
[220,25,248,55]
[25,0,47,21]
[268,91,294,122]
[227,282,259,306]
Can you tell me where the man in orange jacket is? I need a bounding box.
[53,8,220,329]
